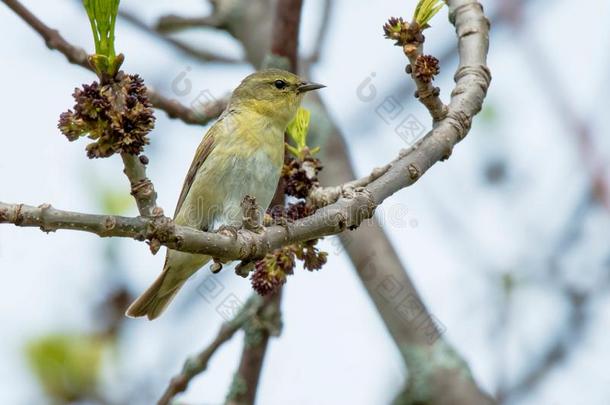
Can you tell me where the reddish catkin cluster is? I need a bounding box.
[413,54,440,83]
[58,72,155,158]
[382,17,425,46]
[282,155,322,199]
[251,246,295,295]
[251,243,328,296]
[250,154,327,295]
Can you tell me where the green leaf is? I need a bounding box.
[413,0,445,27]
[285,107,322,160]
[286,107,311,149]
[286,107,322,160]
[285,144,300,159]
[83,0,121,78]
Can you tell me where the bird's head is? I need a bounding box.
[230,68,325,127]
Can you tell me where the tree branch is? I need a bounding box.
[147,90,227,126]
[309,0,332,64]
[309,162,392,208]
[404,48,448,122]
[153,0,275,69]
[155,14,225,33]
[0,179,374,259]
[497,188,599,403]
[2,0,89,68]
[157,296,264,405]
[0,0,491,269]
[389,2,493,400]
[269,0,302,71]
[3,0,494,402]
[118,9,241,64]
[1,0,224,126]
[120,153,161,218]
[225,292,282,405]
[224,2,302,404]
[311,103,494,405]
[509,9,610,211]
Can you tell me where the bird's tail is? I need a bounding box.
[125,270,185,320]
[127,251,209,320]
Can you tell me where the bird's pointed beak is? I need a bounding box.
[297,82,326,93]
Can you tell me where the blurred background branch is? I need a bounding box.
[158,295,264,405]
[2,0,223,125]
[118,8,242,64]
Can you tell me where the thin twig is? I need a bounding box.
[157,296,263,405]
[120,153,161,218]
[404,44,448,122]
[155,14,225,33]
[224,2,303,403]
[305,0,332,65]
[2,0,495,403]
[313,0,332,60]
[0,0,491,267]
[309,163,392,208]
[496,189,599,403]
[1,0,224,126]
[270,0,302,71]
[118,9,241,64]
[2,0,89,68]
[225,292,282,405]
[0,192,374,259]
[511,15,610,211]
[147,89,227,126]
[297,3,490,402]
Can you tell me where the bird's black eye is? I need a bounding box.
[274,80,287,89]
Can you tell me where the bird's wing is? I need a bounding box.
[173,125,219,218]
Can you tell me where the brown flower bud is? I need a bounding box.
[414,55,440,83]
[282,156,322,199]
[58,74,155,158]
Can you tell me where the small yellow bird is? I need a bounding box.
[126,69,325,319]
